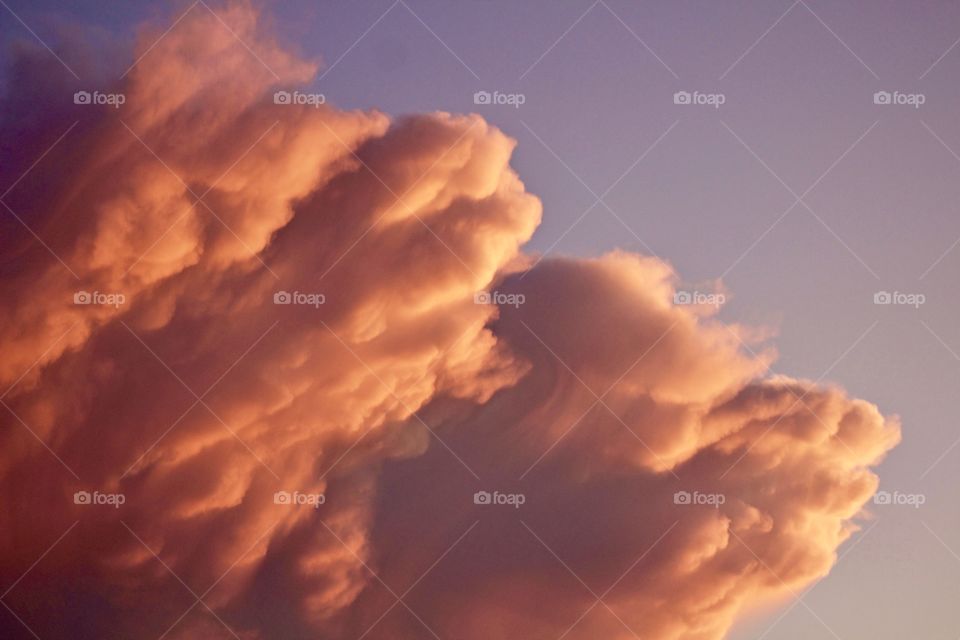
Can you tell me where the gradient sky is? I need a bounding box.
[2,1,959,638]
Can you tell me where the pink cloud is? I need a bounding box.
[0,4,899,639]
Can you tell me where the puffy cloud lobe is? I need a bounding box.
[0,4,898,640]
[357,255,898,640]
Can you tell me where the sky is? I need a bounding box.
[0,1,959,638]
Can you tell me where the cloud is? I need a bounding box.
[0,4,899,639]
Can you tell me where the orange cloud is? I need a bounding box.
[0,4,899,640]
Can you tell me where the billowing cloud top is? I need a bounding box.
[0,4,899,639]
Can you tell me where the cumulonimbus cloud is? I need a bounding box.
[0,4,899,639]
